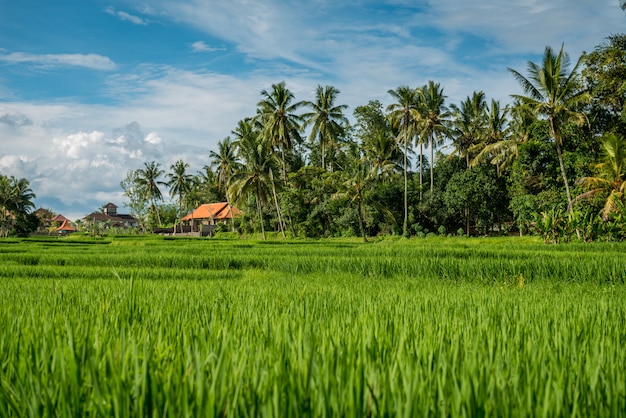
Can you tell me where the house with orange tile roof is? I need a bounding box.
[56,219,77,235]
[180,202,243,233]
[34,208,77,235]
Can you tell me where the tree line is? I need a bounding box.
[122,36,626,241]
[2,35,625,241]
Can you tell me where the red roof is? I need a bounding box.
[57,220,77,232]
[51,214,70,223]
[180,202,243,221]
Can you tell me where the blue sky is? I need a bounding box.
[0,0,624,220]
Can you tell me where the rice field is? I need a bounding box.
[1,235,625,416]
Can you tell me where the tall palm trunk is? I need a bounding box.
[269,167,286,237]
[430,132,435,192]
[403,130,409,237]
[419,141,423,202]
[256,186,266,240]
[279,146,297,237]
[357,200,367,243]
[152,198,162,227]
[550,118,573,209]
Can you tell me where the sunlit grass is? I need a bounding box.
[0,236,625,415]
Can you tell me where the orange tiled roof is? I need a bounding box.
[180,202,243,221]
[57,220,77,232]
[51,214,70,223]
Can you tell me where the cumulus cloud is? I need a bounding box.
[0,52,117,70]
[0,116,209,219]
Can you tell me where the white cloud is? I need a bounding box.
[105,6,149,25]
[2,0,625,219]
[0,52,117,70]
[190,41,225,53]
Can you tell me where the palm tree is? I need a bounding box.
[0,175,36,237]
[449,91,488,169]
[334,158,372,242]
[363,128,404,180]
[166,159,193,233]
[136,161,166,227]
[232,117,286,237]
[256,81,305,182]
[256,82,304,236]
[472,101,532,175]
[302,85,349,171]
[228,129,277,240]
[576,133,626,219]
[387,86,420,236]
[417,81,451,193]
[474,100,509,174]
[209,136,240,194]
[509,45,591,209]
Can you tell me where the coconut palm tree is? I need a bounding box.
[363,128,404,180]
[449,91,488,169]
[228,128,277,240]
[233,117,286,237]
[334,158,372,242]
[136,161,166,227]
[0,175,36,237]
[166,159,193,233]
[387,86,420,236]
[256,82,304,236]
[209,136,240,194]
[302,85,349,171]
[471,101,531,175]
[576,133,626,219]
[256,81,305,182]
[417,81,451,192]
[509,45,591,209]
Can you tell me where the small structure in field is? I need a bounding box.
[180,202,243,235]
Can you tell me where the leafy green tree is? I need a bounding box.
[509,45,591,209]
[444,163,509,236]
[582,34,626,136]
[302,85,349,171]
[0,175,37,237]
[135,161,166,228]
[120,169,149,233]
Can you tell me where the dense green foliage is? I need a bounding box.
[1,236,625,415]
[0,174,37,237]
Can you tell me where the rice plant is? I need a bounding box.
[0,236,624,415]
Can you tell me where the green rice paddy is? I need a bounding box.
[1,236,625,416]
